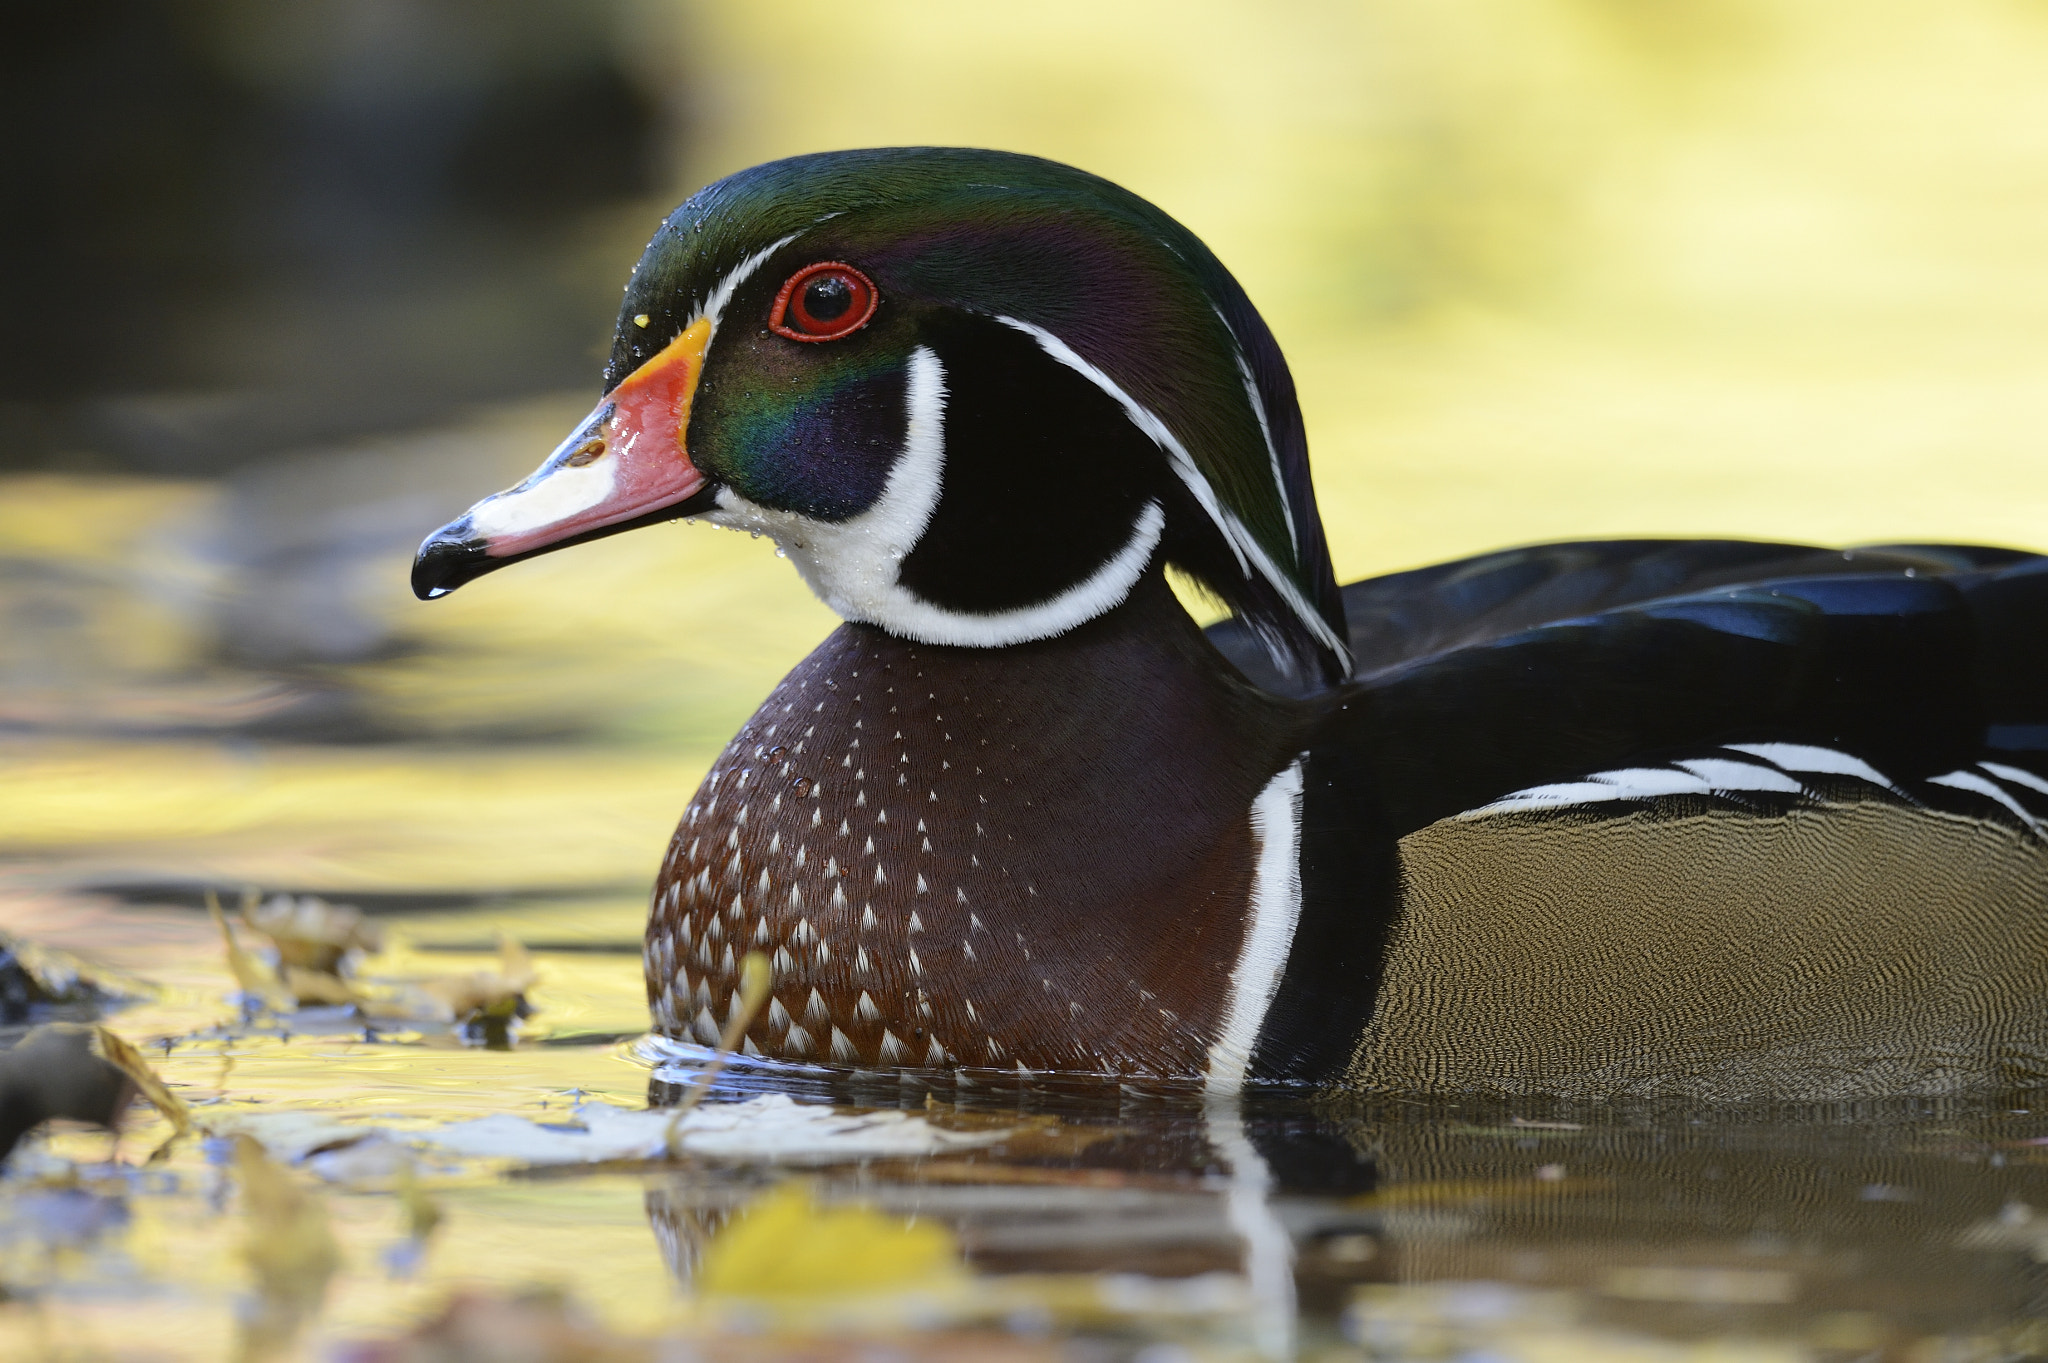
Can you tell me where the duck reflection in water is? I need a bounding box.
[639,1072,2048,1352]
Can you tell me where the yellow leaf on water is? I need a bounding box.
[279,966,360,1007]
[419,934,539,1020]
[89,1026,192,1138]
[207,890,289,1010]
[696,1180,963,1300]
[243,892,383,974]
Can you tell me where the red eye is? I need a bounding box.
[770,262,878,342]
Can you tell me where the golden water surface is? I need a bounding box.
[5,3,2048,1357]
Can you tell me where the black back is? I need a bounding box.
[1245,540,2048,1083]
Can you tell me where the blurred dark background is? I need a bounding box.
[0,0,686,476]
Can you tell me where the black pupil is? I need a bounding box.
[801,274,854,324]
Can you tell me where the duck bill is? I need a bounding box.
[411,318,719,599]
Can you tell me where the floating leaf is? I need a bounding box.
[208,890,290,1010]
[415,936,540,1045]
[696,1180,964,1300]
[0,933,128,1023]
[90,1025,192,1139]
[412,1092,1007,1166]
[280,966,361,1007]
[244,892,384,975]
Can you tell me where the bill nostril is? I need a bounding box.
[564,437,607,467]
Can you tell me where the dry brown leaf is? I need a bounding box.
[409,936,540,1045]
[208,890,291,1010]
[420,936,538,1018]
[280,966,361,1007]
[244,893,384,974]
[89,1025,192,1138]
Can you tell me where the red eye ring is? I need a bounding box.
[770,262,879,342]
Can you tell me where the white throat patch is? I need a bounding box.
[708,345,1167,648]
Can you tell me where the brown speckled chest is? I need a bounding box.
[643,576,1300,1076]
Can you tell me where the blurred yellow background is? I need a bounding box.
[693,0,2048,574]
[6,0,2048,899]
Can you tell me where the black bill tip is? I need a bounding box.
[408,484,725,602]
[411,524,496,600]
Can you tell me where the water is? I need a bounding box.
[3,449,2048,1360]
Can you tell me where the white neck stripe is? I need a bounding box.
[1207,757,1306,1092]
[710,346,1166,648]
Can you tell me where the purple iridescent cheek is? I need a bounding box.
[717,365,910,521]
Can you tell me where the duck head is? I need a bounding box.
[413,148,1348,684]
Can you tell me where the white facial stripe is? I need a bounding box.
[1931,769,2045,832]
[1726,742,1902,792]
[993,315,1348,669]
[1207,758,1306,1093]
[711,346,1166,648]
[470,456,616,538]
[1226,339,1298,555]
[1982,760,2048,797]
[689,232,801,338]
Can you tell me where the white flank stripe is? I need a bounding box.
[1930,769,2044,832]
[1674,757,1805,793]
[1590,767,1715,798]
[994,316,1348,668]
[1206,759,1306,1093]
[1982,760,2048,797]
[1468,781,1626,815]
[1725,742,1901,792]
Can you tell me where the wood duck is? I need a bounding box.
[414,148,2048,1101]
